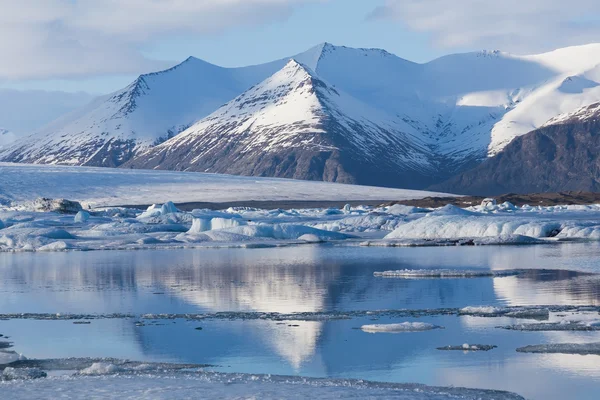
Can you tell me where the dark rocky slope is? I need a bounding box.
[431,104,600,195]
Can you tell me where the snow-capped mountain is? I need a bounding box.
[125,60,437,188]
[0,57,292,167]
[0,128,16,149]
[5,42,600,189]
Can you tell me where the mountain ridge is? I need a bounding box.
[123,59,438,188]
[4,42,600,190]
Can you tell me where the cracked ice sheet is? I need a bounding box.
[0,371,525,400]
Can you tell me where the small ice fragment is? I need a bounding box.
[437,344,497,351]
[361,322,442,333]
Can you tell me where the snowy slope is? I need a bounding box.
[126,60,437,188]
[4,43,600,186]
[0,162,451,207]
[0,57,291,167]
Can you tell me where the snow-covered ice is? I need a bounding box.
[0,163,449,208]
[0,370,525,399]
[361,322,443,333]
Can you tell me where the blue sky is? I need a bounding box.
[1,0,599,94]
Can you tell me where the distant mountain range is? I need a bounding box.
[4,42,600,192]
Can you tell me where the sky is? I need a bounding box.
[1,0,600,95]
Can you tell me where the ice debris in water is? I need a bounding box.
[516,343,600,355]
[437,344,497,351]
[361,322,443,333]
[501,320,600,331]
[374,269,521,278]
[459,306,503,316]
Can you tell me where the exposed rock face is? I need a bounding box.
[432,103,600,195]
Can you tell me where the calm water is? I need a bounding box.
[1,243,600,399]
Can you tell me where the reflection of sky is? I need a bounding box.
[1,244,600,399]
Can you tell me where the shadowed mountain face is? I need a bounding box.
[431,103,600,195]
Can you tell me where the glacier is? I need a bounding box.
[3,164,600,251]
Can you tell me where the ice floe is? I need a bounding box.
[501,320,600,331]
[374,269,522,279]
[361,322,443,333]
[437,344,497,351]
[516,343,600,355]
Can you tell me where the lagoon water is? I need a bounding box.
[1,243,600,399]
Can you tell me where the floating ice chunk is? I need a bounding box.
[74,211,90,223]
[2,367,46,381]
[517,343,600,355]
[501,321,600,331]
[80,362,124,375]
[459,306,503,316]
[385,215,562,240]
[505,309,550,320]
[188,216,247,234]
[361,322,443,333]
[374,269,521,279]
[437,344,497,351]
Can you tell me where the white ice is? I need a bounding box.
[361,322,442,333]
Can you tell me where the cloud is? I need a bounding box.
[368,0,600,53]
[0,0,315,80]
